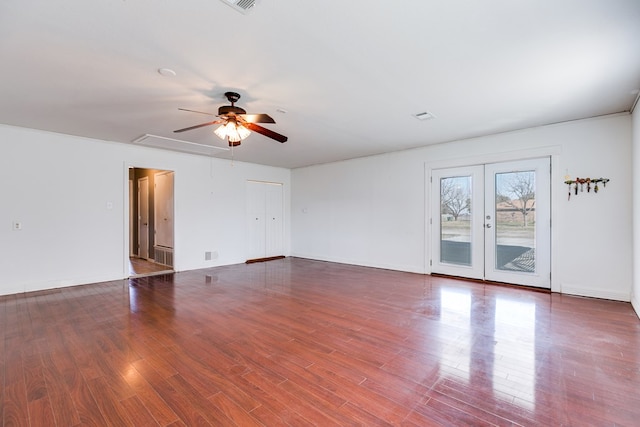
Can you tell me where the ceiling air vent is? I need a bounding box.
[413,111,436,121]
[220,0,259,14]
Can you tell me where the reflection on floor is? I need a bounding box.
[3,258,638,425]
[129,257,173,277]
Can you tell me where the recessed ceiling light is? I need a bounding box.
[276,108,288,114]
[413,111,435,121]
[158,68,176,77]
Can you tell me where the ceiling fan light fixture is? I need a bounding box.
[235,123,251,140]
[214,121,251,142]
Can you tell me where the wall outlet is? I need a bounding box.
[12,221,22,231]
[205,251,219,261]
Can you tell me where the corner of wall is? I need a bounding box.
[560,283,631,302]
[632,106,640,319]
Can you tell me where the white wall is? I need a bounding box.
[632,107,640,316]
[0,124,290,296]
[292,114,633,301]
[292,153,426,273]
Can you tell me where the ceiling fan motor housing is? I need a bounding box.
[219,91,247,116]
[218,105,247,116]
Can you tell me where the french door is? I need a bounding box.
[431,158,550,288]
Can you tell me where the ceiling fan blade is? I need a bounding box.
[239,113,275,124]
[244,123,288,143]
[178,108,216,116]
[173,120,223,133]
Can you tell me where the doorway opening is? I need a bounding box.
[128,168,175,277]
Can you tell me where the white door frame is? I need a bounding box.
[425,147,561,292]
[430,158,550,288]
[129,179,134,257]
[123,164,177,278]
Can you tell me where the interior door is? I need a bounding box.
[154,171,174,248]
[431,158,550,288]
[138,177,149,259]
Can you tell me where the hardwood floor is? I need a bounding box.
[2,257,639,426]
[129,257,173,277]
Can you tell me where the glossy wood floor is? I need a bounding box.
[2,258,639,426]
[129,257,173,277]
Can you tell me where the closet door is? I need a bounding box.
[246,181,284,260]
[246,181,267,260]
[265,182,284,257]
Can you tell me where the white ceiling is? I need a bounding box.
[1,0,639,168]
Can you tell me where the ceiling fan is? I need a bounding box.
[173,92,287,147]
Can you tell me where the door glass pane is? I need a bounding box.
[440,176,472,266]
[494,171,536,272]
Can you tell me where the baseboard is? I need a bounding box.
[632,293,640,320]
[0,283,24,297]
[561,284,631,302]
[291,253,424,275]
[1,273,126,297]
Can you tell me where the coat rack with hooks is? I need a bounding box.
[563,177,609,200]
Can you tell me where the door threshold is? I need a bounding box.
[129,270,174,279]
[430,273,551,293]
[246,255,285,264]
